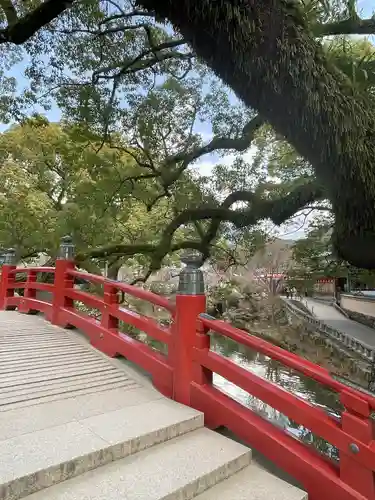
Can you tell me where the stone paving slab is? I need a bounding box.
[26,428,251,500]
[0,311,140,410]
[0,399,203,500]
[304,298,375,347]
[0,386,163,441]
[195,463,308,500]
[0,398,203,483]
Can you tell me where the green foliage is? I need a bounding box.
[0,0,375,273]
[291,214,338,278]
[290,212,375,287]
[0,118,192,261]
[324,37,375,92]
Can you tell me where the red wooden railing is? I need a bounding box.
[0,256,374,500]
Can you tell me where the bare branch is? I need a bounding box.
[92,38,189,82]
[105,0,127,17]
[57,22,152,37]
[100,9,155,26]
[175,114,264,165]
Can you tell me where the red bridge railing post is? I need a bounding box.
[0,249,17,310]
[339,390,375,498]
[172,254,206,406]
[51,236,75,326]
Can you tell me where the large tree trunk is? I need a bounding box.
[138,0,375,268]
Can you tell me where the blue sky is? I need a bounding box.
[2,0,373,132]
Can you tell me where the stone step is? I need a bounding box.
[0,399,203,500]
[0,379,140,412]
[0,346,88,362]
[25,428,251,500]
[0,357,112,377]
[0,370,139,409]
[0,365,122,390]
[195,462,308,500]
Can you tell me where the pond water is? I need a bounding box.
[136,328,343,463]
[210,334,341,462]
[119,310,349,463]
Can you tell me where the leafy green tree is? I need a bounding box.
[0,117,200,276]
[291,213,339,278]
[0,0,375,270]
[290,212,375,289]
[0,101,265,278]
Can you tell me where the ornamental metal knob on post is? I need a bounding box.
[4,248,16,266]
[177,252,205,295]
[59,235,75,261]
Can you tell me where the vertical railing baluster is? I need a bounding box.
[101,282,119,332]
[51,236,75,326]
[19,269,37,313]
[94,282,120,357]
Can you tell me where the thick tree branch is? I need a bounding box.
[136,0,375,269]
[156,114,265,193]
[0,0,17,25]
[78,180,325,276]
[76,239,205,263]
[150,180,325,268]
[314,17,375,37]
[0,0,74,44]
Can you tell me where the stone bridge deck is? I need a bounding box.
[0,311,306,500]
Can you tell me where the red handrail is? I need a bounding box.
[200,315,375,410]
[0,259,374,500]
[113,280,175,314]
[66,269,175,313]
[194,347,375,470]
[8,267,56,274]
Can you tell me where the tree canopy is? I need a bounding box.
[0,117,187,270]
[0,114,266,278]
[0,0,374,274]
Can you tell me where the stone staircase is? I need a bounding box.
[0,391,307,500]
[0,312,307,500]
